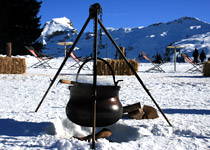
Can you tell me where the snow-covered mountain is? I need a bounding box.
[173,32,210,58]
[39,16,210,61]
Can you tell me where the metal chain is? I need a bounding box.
[92,6,103,51]
[99,13,103,49]
[93,16,96,56]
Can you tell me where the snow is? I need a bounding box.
[174,32,210,58]
[41,17,74,37]
[160,31,168,37]
[0,55,210,149]
[190,25,201,30]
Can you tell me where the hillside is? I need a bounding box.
[39,16,210,61]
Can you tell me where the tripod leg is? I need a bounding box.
[91,11,99,150]
[98,19,173,127]
[35,16,92,112]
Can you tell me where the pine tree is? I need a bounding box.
[0,0,42,55]
[154,53,163,64]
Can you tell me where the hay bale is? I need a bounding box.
[97,59,138,75]
[0,57,26,74]
[0,57,11,74]
[129,59,139,73]
[203,61,210,77]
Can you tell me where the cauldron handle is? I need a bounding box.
[75,57,118,86]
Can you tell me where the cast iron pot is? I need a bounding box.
[66,58,123,127]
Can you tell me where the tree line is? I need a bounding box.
[0,0,43,55]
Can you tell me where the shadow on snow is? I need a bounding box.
[0,118,56,136]
[163,108,210,115]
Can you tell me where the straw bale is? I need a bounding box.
[97,59,138,75]
[129,59,139,73]
[97,60,101,75]
[203,61,210,77]
[0,57,26,74]
[111,60,116,74]
[120,60,126,75]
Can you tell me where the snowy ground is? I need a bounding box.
[0,56,210,150]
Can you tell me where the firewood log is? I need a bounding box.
[123,102,141,113]
[142,105,159,119]
[128,108,145,120]
[74,128,112,141]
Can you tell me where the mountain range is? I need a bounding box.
[38,16,210,61]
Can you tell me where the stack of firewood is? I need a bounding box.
[123,102,159,120]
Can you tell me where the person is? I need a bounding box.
[192,48,199,63]
[199,50,206,62]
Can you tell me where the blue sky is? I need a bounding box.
[38,0,210,31]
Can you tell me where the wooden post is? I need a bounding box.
[6,42,12,57]
[174,47,177,72]
[119,47,125,60]
[167,46,183,72]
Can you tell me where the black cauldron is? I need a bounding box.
[66,58,123,127]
